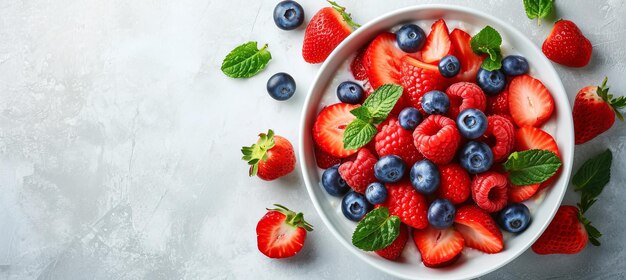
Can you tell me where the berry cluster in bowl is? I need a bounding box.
[311,18,562,267]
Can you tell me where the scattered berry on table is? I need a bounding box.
[374,155,406,183]
[267,72,296,101]
[456,108,488,139]
[410,159,440,195]
[365,182,388,205]
[476,68,506,95]
[428,198,456,229]
[459,141,493,174]
[531,205,590,254]
[302,2,359,63]
[398,107,422,131]
[321,165,349,197]
[438,55,461,78]
[241,130,295,181]
[396,23,426,53]
[273,0,305,30]
[501,55,529,76]
[341,191,372,221]
[256,204,313,258]
[542,20,592,68]
[498,203,531,233]
[421,90,450,115]
[336,81,364,104]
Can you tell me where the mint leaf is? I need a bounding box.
[481,48,502,71]
[351,207,400,251]
[523,0,554,25]
[573,149,612,198]
[504,149,562,186]
[471,26,502,71]
[221,42,271,78]
[350,106,372,122]
[362,84,403,124]
[343,119,377,150]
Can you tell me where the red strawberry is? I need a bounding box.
[374,117,424,166]
[486,88,510,117]
[421,19,453,64]
[375,223,409,260]
[471,171,508,213]
[542,20,592,68]
[531,205,593,254]
[516,126,561,191]
[338,149,378,193]
[445,82,487,119]
[256,204,313,258]
[508,75,555,128]
[242,130,295,181]
[508,183,540,203]
[413,115,461,164]
[381,180,429,229]
[302,2,359,64]
[313,103,359,158]
[314,145,341,169]
[364,32,405,89]
[454,205,504,253]
[400,56,448,112]
[449,28,484,83]
[573,78,626,144]
[413,226,465,267]
[436,163,471,204]
[482,115,515,162]
[350,47,369,81]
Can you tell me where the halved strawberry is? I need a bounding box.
[509,183,540,203]
[454,205,504,254]
[350,47,369,81]
[515,126,560,191]
[421,19,453,64]
[508,75,555,128]
[400,56,448,112]
[413,226,465,267]
[450,28,484,83]
[363,32,406,89]
[313,103,359,158]
[256,204,313,258]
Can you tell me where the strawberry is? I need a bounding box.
[531,205,595,254]
[421,19,453,64]
[364,32,405,89]
[314,144,341,169]
[302,2,359,64]
[350,47,369,81]
[313,103,359,158]
[508,183,540,203]
[449,28,484,83]
[542,20,592,68]
[413,226,465,267]
[375,223,409,260]
[338,149,378,193]
[516,125,561,191]
[374,117,424,166]
[445,82,487,119]
[436,163,471,205]
[482,115,515,162]
[381,180,428,229]
[486,88,510,117]
[454,205,504,253]
[242,130,295,181]
[401,56,448,112]
[413,115,461,164]
[256,204,313,258]
[573,77,626,144]
[508,75,555,128]
[471,171,508,213]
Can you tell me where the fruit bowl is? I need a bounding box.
[299,5,574,280]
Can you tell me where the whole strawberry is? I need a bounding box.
[242,130,295,181]
[573,77,625,144]
[542,20,592,67]
[257,204,313,258]
[302,1,359,64]
[531,205,596,254]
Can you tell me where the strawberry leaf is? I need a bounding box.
[504,149,562,186]
[221,42,272,78]
[572,149,612,197]
[523,0,554,25]
[352,207,400,251]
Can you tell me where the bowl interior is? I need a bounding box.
[299,5,573,280]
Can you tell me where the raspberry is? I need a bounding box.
[436,163,471,204]
[375,117,424,166]
[400,57,448,113]
[445,82,487,119]
[486,89,510,116]
[471,171,508,212]
[338,149,378,194]
[508,183,540,203]
[482,115,515,162]
[413,115,461,164]
[314,145,341,169]
[375,223,409,260]
[381,180,428,229]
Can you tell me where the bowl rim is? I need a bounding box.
[298,4,574,279]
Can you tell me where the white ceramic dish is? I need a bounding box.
[299,5,574,280]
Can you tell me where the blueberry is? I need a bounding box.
[476,68,506,95]
[365,182,388,204]
[428,198,456,229]
[498,203,531,233]
[459,141,493,174]
[438,55,461,78]
[267,72,296,101]
[398,107,422,130]
[374,155,406,183]
[421,90,450,115]
[273,1,304,30]
[456,108,488,139]
[410,159,440,194]
[336,81,364,104]
[396,24,426,53]
[341,191,372,221]
[501,55,529,76]
[321,165,349,197]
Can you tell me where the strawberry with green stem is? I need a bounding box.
[241,129,296,181]
[257,204,313,258]
[573,77,626,144]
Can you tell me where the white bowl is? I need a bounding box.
[299,5,574,280]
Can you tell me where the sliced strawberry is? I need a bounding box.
[454,205,504,254]
[509,183,540,202]
[413,226,465,267]
[350,47,369,81]
[450,28,484,83]
[400,56,448,112]
[256,205,313,258]
[375,223,409,260]
[313,103,359,158]
[314,144,341,169]
[364,32,406,89]
[508,75,555,128]
[421,19,453,64]
[515,126,560,191]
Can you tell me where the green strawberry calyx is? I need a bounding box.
[596,77,626,121]
[268,204,314,231]
[241,129,276,177]
[327,1,360,30]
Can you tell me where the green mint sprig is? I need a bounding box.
[523,0,554,26]
[470,26,503,71]
[351,207,400,251]
[342,84,403,150]
[221,41,272,78]
[503,149,562,186]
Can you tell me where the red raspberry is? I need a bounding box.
[375,117,424,166]
[445,82,487,119]
[436,163,471,204]
[471,171,508,212]
[314,145,341,169]
[413,115,461,164]
[508,183,540,203]
[381,180,428,229]
[338,149,377,194]
[486,89,510,116]
[482,115,515,162]
[375,223,409,260]
[400,56,448,113]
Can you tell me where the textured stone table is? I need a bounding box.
[1,0,625,279]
